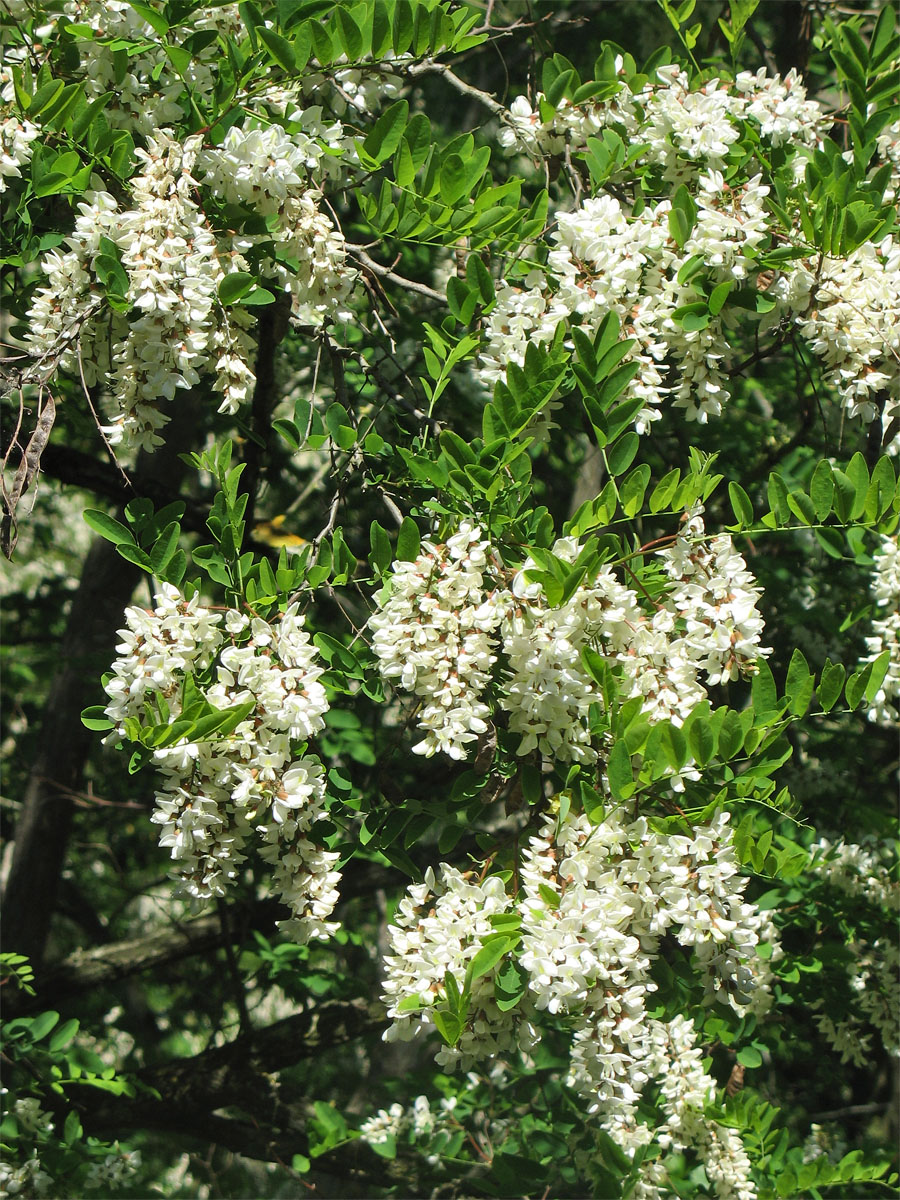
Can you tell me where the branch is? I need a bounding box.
[346,244,445,303]
[16,858,403,1010]
[74,1000,403,1194]
[406,59,507,118]
[31,443,209,535]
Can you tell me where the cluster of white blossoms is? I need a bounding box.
[382,865,538,1070]
[480,175,772,428]
[369,524,505,760]
[858,534,900,726]
[358,1094,449,1147]
[0,115,38,192]
[774,237,900,439]
[25,131,257,450]
[23,113,357,449]
[810,834,899,911]
[0,1152,53,1198]
[198,122,356,328]
[82,1146,143,1194]
[500,64,824,173]
[811,937,900,1068]
[57,0,242,135]
[372,512,769,771]
[11,0,358,452]
[102,585,340,943]
[491,65,899,441]
[382,804,773,1193]
[808,834,898,1066]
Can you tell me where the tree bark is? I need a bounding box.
[2,402,199,966]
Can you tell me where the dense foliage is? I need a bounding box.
[1,0,898,1197]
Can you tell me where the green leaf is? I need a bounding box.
[494,958,528,1011]
[468,934,514,981]
[787,489,817,526]
[432,1007,463,1046]
[606,432,639,477]
[606,738,634,800]
[392,0,414,53]
[785,649,814,718]
[736,1044,763,1068]
[126,0,169,34]
[844,664,872,711]
[751,659,778,720]
[218,272,255,305]
[809,460,834,522]
[864,649,891,704]
[81,706,113,731]
[396,516,420,563]
[816,659,846,713]
[149,521,180,575]
[83,509,136,546]
[363,99,408,165]
[717,708,745,760]
[439,153,468,205]
[767,472,790,527]
[63,1109,83,1145]
[728,482,754,528]
[369,520,392,572]
[29,1011,60,1041]
[335,6,363,59]
[116,543,153,571]
[49,1017,80,1052]
[258,25,297,71]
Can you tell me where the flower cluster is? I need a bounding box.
[56,0,241,135]
[83,1145,143,1194]
[491,65,899,440]
[807,834,898,1065]
[16,2,358,452]
[382,803,773,1189]
[480,176,772,428]
[500,64,824,175]
[358,1094,449,1147]
[25,132,257,451]
[0,1151,53,1198]
[103,585,340,943]
[858,534,900,726]
[810,834,899,911]
[198,122,356,327]
[0,115,38,192]
[372,512,769,770]
[652,1016,757,1200]
[774,237,900,441]
[811,937,900,1068]
[381,865,538,1070]
[659,506,769,686]
[369,524,505,760]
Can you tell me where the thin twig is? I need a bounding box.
[346,244,445,302]
[406,60,506,117]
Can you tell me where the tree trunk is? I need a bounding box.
[2,404,198,966]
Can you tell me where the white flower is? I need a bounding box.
[103,591,337,942]
[370,523,504,761]
[858,534,900,726]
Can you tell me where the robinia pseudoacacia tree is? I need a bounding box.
[1,0,898,1196]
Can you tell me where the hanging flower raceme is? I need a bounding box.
[103,586,339,943]
[380,801,775,1188]
[25,131,258,451]
[370,513,770,771]
[858,533,900,726]
[381,864,538,1070]
[369,523,506,760]
[492,62,899,444]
